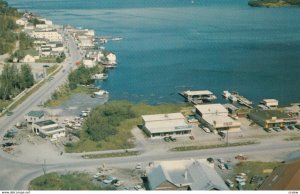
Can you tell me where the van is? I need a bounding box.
[225,179,234,188]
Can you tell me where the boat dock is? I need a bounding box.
[222,90,253,108]
[179,90,217,104]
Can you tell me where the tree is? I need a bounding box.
[20,64,34,88]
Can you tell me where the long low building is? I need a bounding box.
[142,113,192,139]
[195,104,241,132]
[32,120,65,141]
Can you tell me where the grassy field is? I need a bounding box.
[29,172,115,190]
[171,141,258,152]
[44,85,97,107]
[228,161,280,190]
[65,102,188,153]
[82,151,140,159]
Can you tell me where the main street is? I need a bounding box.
[0,26,81,137]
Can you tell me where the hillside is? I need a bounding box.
[248,0,300,7]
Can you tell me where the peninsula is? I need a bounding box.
[248,0,300,7]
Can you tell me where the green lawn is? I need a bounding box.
[228,161,280,190]
[29,172,115,190]
[65,102,188,153]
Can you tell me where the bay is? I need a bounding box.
[8,0,300,105]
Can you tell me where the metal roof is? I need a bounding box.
[142,113,185,122]
[27,111,45,118]
[195,104,228,115]
[183,90,213,96]
[146,159,229,190]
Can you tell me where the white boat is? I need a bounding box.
[223,91,231,98]
[91,73,108,80]
[92,90,109,98]
[228,95,238,102]
[111,37,123,41]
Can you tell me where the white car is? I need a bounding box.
[135,163,142,169]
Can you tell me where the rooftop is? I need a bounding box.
[34,120,56,127]
[146,159,229,190]
[262,99,278,103]
[142,113,185,122]
[249,109,293,121]
[195,104,228,115]
[27,110,44,118]
[259,159,300,190]
[183,90,213,96]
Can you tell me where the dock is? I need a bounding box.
[222,91,253,108]
[179,90,217,103]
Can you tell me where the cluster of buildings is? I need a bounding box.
[15,13,64,63]
[24,110,65,141]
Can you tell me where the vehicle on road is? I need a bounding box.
[235,154,247,160]
[225,179,234,188]
[202,127,211,133]
[163,137,170,142]
[6,111,13,116]
[218,163,226,170]
[135,163,142,170]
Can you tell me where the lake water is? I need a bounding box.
[8,0,300,105]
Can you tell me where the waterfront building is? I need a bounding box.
[248,109,297,128]
[195,104,241,132]
[144,159,229,190]
[32,120,65,141]
[261,99,279,109]
[141,113,192,139]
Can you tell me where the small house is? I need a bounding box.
[25,110,45,123]
[32,120,65,141]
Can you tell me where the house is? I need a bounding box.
[248,109,297,128]
[106,53,117,65]
[195,104,241,132]
[259,159,300,190]
[32,120,65,141]
[24,111,45,123]
[145,159,229,190]
[142,113,192,139]
[83,59,96,68]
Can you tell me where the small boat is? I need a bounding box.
[111,37,123,41]
[91,73,108,80]
[228,95,238,102]
[91,90,109,98]
[223,91,231,98]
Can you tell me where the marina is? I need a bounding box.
[179,90,217,104]
[222,91,253,109]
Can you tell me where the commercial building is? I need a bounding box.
[31,29,63,42]
[145,159,229,190]
[259,159,300,190]
[142,113,192,139]
[24,111,45,123]
[32,120,65,141]
[248,109,297,128]
[195,104,241,132]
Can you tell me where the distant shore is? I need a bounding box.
[248,0,300,7]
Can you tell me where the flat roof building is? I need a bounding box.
[32,120,65,141]
[261,99,279,108]
[195,104,241,132]
[248,109,297,128]
[142,113,192,139]
[25,110,45,123]
[145,159,229,190]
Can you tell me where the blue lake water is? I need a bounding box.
[8,0,300,105]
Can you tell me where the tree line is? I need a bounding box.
[0,63,34,100]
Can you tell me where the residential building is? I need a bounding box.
[145,159,229,190]
[31,29,63,42]
[83,59,96,68]
[259,159,300,190]
[106,53,117,65]
[16,18,28,26]
[195,104,241,132]
[248,109,297,128]
[32,120,65,141]
[21,49,40,63]
[142,113,192,139]
[24,111,45,123]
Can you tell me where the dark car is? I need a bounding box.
[189,136,195,140]
[263,128,272,133]
[207,157,214,163]
[295,125,300,130]
[218,131,226,138]
[287,125,294,130]
[169,136,177,142]
[163,137,170,142]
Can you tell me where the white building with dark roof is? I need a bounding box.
[145,159,229,190]
[142,113,192,139]
[32,120,65,141]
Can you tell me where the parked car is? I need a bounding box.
[163,137,170,142]
[224,163,233,170]
[6,111,13,116]
[263,128,272,133]
[169,136,176,142]
[287,125,294,130]
[217,158,225,163]
[218,164,226,170]
[207,157,214,163]
[202,127,211,133]
[135,163,142,170]
[189,136,195,140]
[272,127,281,132]
[103,176,117,184]
[295,125,300,130]
[218,131,226,138]
[225,179,234,188]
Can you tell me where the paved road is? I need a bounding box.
[0,138,298,189]
[0,26,81,137]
